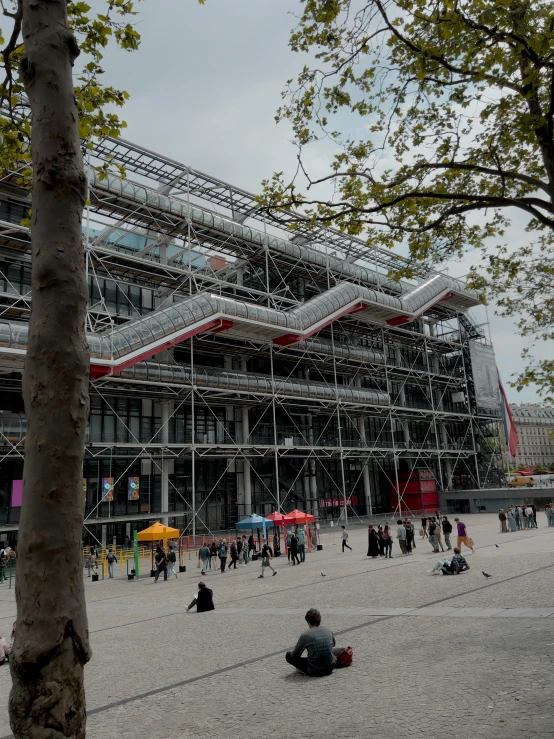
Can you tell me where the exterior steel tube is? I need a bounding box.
[89,168,479,306]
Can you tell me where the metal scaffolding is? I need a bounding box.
[0,137,506,544]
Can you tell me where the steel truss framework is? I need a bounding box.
[0,138,506,544]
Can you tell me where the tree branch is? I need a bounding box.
[374,0,525,93]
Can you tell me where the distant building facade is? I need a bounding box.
[510,405,554,468]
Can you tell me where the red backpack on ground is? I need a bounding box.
[335,646,353,668]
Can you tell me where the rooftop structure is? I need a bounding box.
[0,137,506,545]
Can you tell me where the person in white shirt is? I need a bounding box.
[341,526,352,553]
[525,505,535,529]
[0,635,8,665]
[396,520,407,555]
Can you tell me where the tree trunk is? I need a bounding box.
[9,2,91,737]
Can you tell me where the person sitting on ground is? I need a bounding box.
[285,608,344,676]
[428,547,470,576]
[186,581,215,612]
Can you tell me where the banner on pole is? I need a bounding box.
[101,477,114,502]
[128,476,140,500]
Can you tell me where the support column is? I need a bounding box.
[161,400,173,526]
[306,415,318,515]
[441,424,454,490]
[355,375,372,516]
[240,357,252,516]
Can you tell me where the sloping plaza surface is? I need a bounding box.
[1,513,553,738]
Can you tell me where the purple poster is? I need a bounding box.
[11,479,23,507]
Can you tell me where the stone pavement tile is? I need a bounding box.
[403,606,458,617]
[443,607,495,617]
[525,608,554,616]
[492,608,539,617]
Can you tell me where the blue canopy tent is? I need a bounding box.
[236,514,274,549]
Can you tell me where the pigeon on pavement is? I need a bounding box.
[482,571,492,578]
[321,573,327,577]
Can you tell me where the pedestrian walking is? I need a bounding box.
[514,505,522,530]
[186,581,215,613]
[167,545,178,578]
[428,517,438,552]
[106,548,117,579]
[341,525,352,553]
[154,546,168,583]
[248,534,255,555]
[531,504,538,528]
[218,539,228,573]
[442,516,453,550]
[525,504,535,528]
[85,551,97,577]
[297,528,307,562]
[433,520,445,553]
[258,542,277,577]
[522,506,528,529]
[198,543,211,575]
[498,509,508,533]
[382,524,393,558]
[228,540,239,569]
[420,515,428,539]
[241,535,250,565]
[290,533,300,565]
[367,524,380,558]
[396,520,408,555]
[454,518,475,553]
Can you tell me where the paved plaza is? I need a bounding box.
[1,513,554,738]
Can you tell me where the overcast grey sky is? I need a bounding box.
[100,0,549,405]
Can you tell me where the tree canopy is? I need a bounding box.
[261,0,554,397]
[0,0,142,184]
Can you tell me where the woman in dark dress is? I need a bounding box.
[367,524,380,558]
[404,519,415,553]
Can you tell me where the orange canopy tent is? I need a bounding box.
[286,508,315,523]
[136,522,180,542]
[266,511,294,525]
[286,509,316,552]
[137,522,180,571]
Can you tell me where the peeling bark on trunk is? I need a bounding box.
[9,2,91,738]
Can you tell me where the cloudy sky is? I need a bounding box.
[100,0,547,405]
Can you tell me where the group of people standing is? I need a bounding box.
[154,544,178,582]
[366,519,416,558]
[198,535,255,574]
[286,529,307,565]
[498,504,538,532]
